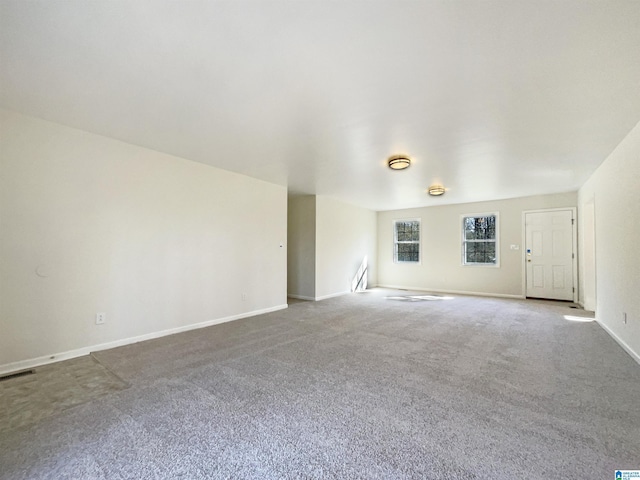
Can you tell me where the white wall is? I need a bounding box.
[287,195,316,299]
[578,120,640,362]
[579,197,597,311]
[0,109,287,371]
[377,192,577,297]
[315,196,377,299]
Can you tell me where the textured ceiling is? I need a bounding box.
[1,0,639,210]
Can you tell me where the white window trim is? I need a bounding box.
[461,212,500,267]
[393,218,421,265]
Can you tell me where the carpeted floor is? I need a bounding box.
[0,355,129,435]
[1,288,638,479]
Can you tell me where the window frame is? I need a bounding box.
[393,218,421,264]
[461,212,500,267]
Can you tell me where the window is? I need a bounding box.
[394,219,420,263]
[462,213,499,266]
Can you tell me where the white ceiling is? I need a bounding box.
[1,1,639,211]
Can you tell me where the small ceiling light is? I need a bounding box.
[428,185,445,196]
[387,155,411,170]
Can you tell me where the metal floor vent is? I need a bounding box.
[0,369,35,382]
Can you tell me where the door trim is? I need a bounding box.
[521,207,578,302]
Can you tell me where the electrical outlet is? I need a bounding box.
[96,312,106,325]
[623,312,627,325]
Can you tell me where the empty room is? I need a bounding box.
[1,1,639,479]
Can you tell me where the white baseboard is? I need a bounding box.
[0,304,288,376]
[315,290,351,301]
[288,291,351,302]
[376,284,525,300]
[287,294,315,301]
[0,347,96,377]
[596,319,640,366]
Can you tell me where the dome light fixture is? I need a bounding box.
[428,184,445,196]
[387,155,411,170]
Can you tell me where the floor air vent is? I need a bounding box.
[0,369,35,382]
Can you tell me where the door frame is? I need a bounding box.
[521,207,578,302]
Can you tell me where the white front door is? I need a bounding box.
[525,210,575,301]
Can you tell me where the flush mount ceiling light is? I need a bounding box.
[428,185,445,196]
[387,155,411,170]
